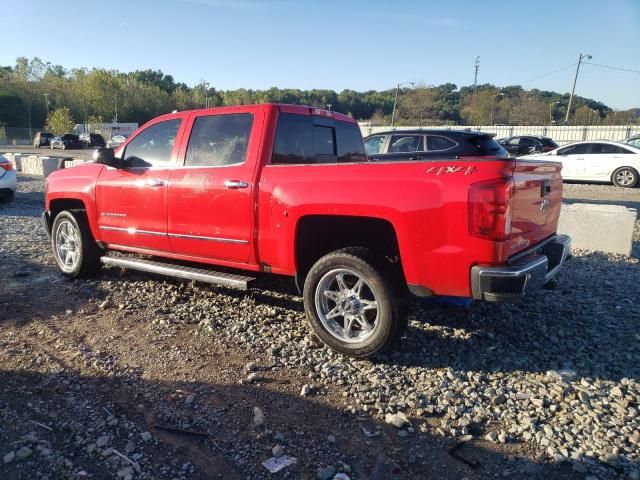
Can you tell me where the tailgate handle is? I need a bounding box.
[541,180,551,197]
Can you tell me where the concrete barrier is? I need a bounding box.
[558,203,637,256]
[64,159,88,168]
[21,155,59,177]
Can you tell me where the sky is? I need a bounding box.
[1,0,639,109]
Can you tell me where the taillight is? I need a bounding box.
[0,162,13,171]
[468,178,514,241]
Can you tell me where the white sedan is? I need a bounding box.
[521,140,640,188]
[0,154,17,203]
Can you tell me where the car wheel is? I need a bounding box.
[612,167,639,188]
[51,210,103,278]
[303,247,404,358]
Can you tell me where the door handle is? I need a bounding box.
[224,180,249,189]
[574,157,584,160]
[409,156,422,161]
[146,178,165,187]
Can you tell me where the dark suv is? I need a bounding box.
[363,129,508,161]
[498,136,558,157]
[79,133,106,149]
[33,132,55,148]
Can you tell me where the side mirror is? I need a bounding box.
[93,148,116,166]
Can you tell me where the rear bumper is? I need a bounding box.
[471,234,571,302]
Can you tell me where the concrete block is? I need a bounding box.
[14,153,25,171]
[64,159,89,168]
[20,155,59,177]
[558,203,637,256]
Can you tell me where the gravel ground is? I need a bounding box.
[0,174,638,480]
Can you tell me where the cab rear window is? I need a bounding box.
[272,113,365,164]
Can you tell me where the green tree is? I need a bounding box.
[47,107,75,134]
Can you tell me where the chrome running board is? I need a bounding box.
[100,256,254,290]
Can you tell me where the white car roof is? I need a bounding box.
[556,140,640,152]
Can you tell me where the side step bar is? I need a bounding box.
[100,256,255,290]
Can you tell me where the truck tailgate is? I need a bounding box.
[509,158,563,255]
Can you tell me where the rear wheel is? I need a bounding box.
[51,210,103,278]
[612,167,638,188]
[303,248,404,358]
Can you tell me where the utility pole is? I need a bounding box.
[473,56,480,97]
[391,81,414,127]
[204,82,209,108]
[44,93,50,117]
[564,53,592,125]
[114,92,118,124]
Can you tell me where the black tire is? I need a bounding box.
[612,167,639,188]
[303,247,404,358]
[51,210,103,278]
[0,191,14,203]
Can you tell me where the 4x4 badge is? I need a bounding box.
[426,165,478,175]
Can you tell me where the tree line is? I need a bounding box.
[0,57,638,134]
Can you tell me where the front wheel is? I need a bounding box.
[303,248,404,358]
[612,167,639,188]
[51,210,103,278]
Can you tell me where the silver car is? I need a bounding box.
[0,155,17,203]
[106,134,129,149]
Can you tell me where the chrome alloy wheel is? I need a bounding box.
[314,268,380,343]
[55,219,80,272]
[615,169,635,186]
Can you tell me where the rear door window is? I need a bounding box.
[185,113,253,167]
[388,135,423,153]
[590,143,627,155]
[426,135,456,151]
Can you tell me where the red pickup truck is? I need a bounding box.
[43,104,570,358]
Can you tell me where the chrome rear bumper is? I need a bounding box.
[471,234,571,302]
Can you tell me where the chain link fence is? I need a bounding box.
[0,127,35,145]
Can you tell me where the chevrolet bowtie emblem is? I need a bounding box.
[540,199,549,213]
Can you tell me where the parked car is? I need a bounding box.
[50,134,82,150]
[521,140,640,187]
[33,132,55,148]
[624,136,640,149]
[0,154,17,203]
[106,134,129,149]
[363,129,508,161]
[42,104,570,358]
[79,133,106,149]
[498,136,559,157]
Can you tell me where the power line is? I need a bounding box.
[518,62,577,85]
[583,61,640,74]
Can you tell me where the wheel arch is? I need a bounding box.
[293,214,406,292]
